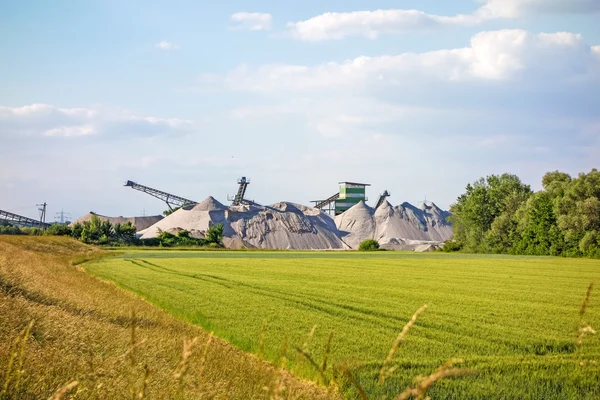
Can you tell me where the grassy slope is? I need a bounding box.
[0,236,335,400]
[87,250,600,399]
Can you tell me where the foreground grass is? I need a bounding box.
[0,236,334,399]
[87,250,600,399]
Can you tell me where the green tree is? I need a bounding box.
[514,191,564,256]
[114,222,137,245]
[45,223,73,237]
[71,222,84,239]
[205,223,224,245]
[554,169,600,257]
[450,174,532,252]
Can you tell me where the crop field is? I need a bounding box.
[86,251,600,399]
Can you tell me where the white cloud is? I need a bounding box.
[230,12,272,31]
[478,0,600,19]
[287,0,600,41]
[214,30,599,92]
[0,104,192,138]
[44,124,95,137]
[155,41,179,50]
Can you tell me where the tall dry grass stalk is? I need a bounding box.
[295,324,318,371]
[294,330,334,387]
[259,320,267,360]
[378,305,428,385]
[47,381,78,400]
[302,325,317,353]
[338,364,368,400]
[137,364,151,399]
[321,332,334,377]
[265,337,289,400]
[1,319,34,396]
[577,282,596,346]
[197,333,214,379]
[173,337,199,383]
[122,311,148,400]
[396,358,472,400]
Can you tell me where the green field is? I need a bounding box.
[86,251,600,399]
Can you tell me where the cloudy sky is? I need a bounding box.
[1,0,599,221]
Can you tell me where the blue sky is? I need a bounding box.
[1,0,599,221]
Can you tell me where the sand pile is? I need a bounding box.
[335,200,453,249]
[335,201,376,249]
[141,197,348,250]
[71,212,163,231]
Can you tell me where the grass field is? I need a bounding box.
[86,250,600,399]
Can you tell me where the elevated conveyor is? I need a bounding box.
[124,180,197,210]
[0,209,50,228]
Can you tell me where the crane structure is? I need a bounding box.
[0,208,51,228]
[375,190,391,209]
[124,180,197,211]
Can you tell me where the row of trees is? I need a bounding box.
[0,215,224,247]
[446,169,600,258]
[0,222,44,236]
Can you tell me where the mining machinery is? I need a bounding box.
[376,190,391,209]
[227,177,260,206]
[0,208,51,228]
[124,180,197,211]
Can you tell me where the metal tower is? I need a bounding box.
[37,202,47,229]
[55,209,71,224]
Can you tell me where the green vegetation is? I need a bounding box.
[446,169,600,258]
[0,217,225,248]
[359,239,380,251]
[163,206,182,216]
[70,215,137,245]
[0,220,43,236]
[0,236,332,400]
[87,250,600,399]
[150,224,224,247]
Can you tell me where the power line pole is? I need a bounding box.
[36,202,47,229]
[55,209,71,224]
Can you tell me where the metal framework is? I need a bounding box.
[124,180,197,210]
[376,190,391,209]
[227,177,260,206]
[232,177,250,205]
[311,193,340,213]
[0,209,51,228]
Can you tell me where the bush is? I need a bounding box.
[0,225,24,235]
[359,239,380,251]
[442,240,463,252]
[45,223,73,237]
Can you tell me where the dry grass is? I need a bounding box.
[0,236,335,400]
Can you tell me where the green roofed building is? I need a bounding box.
[335,182,370,215]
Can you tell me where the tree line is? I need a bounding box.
[445,169,600,258]
[0,215,224,247]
